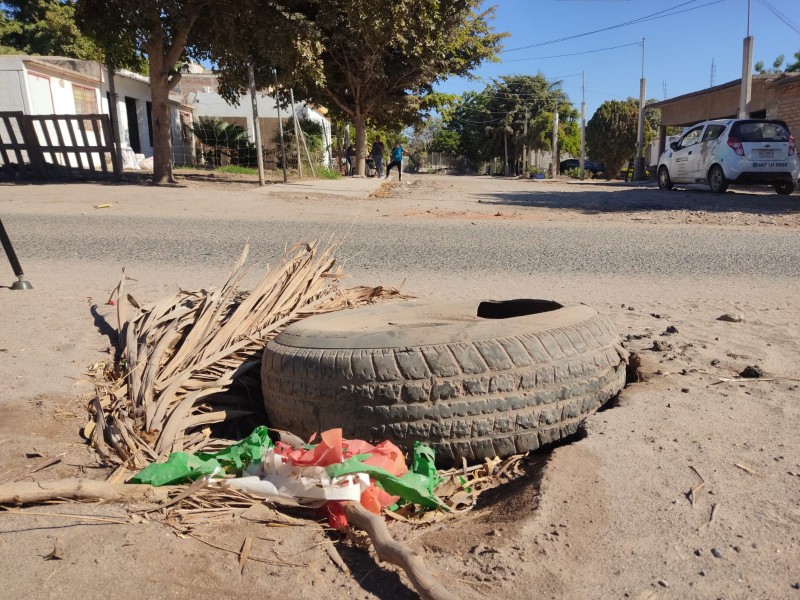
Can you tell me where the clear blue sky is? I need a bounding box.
[436,0,799,118]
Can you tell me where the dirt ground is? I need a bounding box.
[1,174,798,599]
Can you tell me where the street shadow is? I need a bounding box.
[90,303,119,357]
[476,182,800,216]
[335,542,418,600]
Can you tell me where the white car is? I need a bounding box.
[657,119,799,195]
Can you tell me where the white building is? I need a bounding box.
[0,55,195,169]
[176,71,332,168]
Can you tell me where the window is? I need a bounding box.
[701,124,726,143]
[72,84,98,114]
[679,126,703,149]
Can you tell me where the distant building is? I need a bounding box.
[176,70,332,169]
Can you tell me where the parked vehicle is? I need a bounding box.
[559,158,603,175]
[657,119,799,195]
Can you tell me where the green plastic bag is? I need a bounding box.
[129,425,273,486]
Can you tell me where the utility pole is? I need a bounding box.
[503,131,510,176]
[523,107,529,176]
[272,68,288,183]
[289,88,303,178]
[634,37,647,181]
[579,71,586,181]
[552,99,559,177]
[738,0,754,118]
[248,62,265,186]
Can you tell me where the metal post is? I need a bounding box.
[0,219,32,290]
[552,102,559,177]
[272,68,288,183]
[248,62,265,186]
[523,107,529,176]
[580,71,586,180]
[634,38,647,181]
[288,88,303,178]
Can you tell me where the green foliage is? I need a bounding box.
[0,0,101,59]
[585,99,639,180]
[563,167,582,179]
[284,0,506,175]
[315,165,341,179]
[444,73,576,171]
[755,50,800,74]
[191,117,258,168]
[273,114,327,167]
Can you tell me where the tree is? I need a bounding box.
[585,99,639,179]
[76,0,213,183]
[288,0,505,176]
[1,0,102,59]
[191,117,257,167]
[444,74,574,174]
[754,50,800,74]
[76,0,320,184]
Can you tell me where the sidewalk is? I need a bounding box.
[254,175,385,198]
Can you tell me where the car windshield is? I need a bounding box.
[731,121,790,142]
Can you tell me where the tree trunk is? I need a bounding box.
[353,113,366,177]
[143,9,201,185]
[148,49,176,184]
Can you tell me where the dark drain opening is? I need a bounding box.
[477,299,563,319]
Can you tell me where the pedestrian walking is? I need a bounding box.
[371,137,385,178]
[385,141,404,181]
[346,143,356,176]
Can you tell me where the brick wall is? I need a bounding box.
[770,78,800,137]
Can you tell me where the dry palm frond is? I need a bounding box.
[88,240,412,466]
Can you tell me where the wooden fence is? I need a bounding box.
[0,112,121,181]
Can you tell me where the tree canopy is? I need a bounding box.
[442,74,577,173]
[585,98,639,179]
[1,0,101,59]
[754,50,800,74]
[284,0,506,176]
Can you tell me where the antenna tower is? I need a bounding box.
[710,57,717,87]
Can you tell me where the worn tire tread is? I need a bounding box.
[262,312,627,464]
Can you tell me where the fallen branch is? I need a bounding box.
[342,501,458,600]
[0,478,170,506]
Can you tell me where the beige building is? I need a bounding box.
[649,72,800,158]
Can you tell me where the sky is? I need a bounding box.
[435,0,800,118]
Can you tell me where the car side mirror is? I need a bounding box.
[669,141,680,151]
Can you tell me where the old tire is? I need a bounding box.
[657,166,673,190]
[261,299,628,465]
[774,180,796,196]
[708,165,729,193]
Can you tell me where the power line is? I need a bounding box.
[760,0,800,34]
[503,0,727,53]
[503,41,641,62]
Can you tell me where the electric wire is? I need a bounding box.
[503,0,727,53]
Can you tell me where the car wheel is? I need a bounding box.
[773,181,796,196]
[657,166,673,190]
[261,299,629,465]
[708,165,729,193]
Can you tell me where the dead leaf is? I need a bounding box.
[94,203,112,209]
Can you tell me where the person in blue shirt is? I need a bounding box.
[385,141,404,181]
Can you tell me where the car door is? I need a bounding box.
[693,123,727,180]
[670,125,704,181]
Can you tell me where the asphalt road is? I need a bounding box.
[7,212,800,279]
